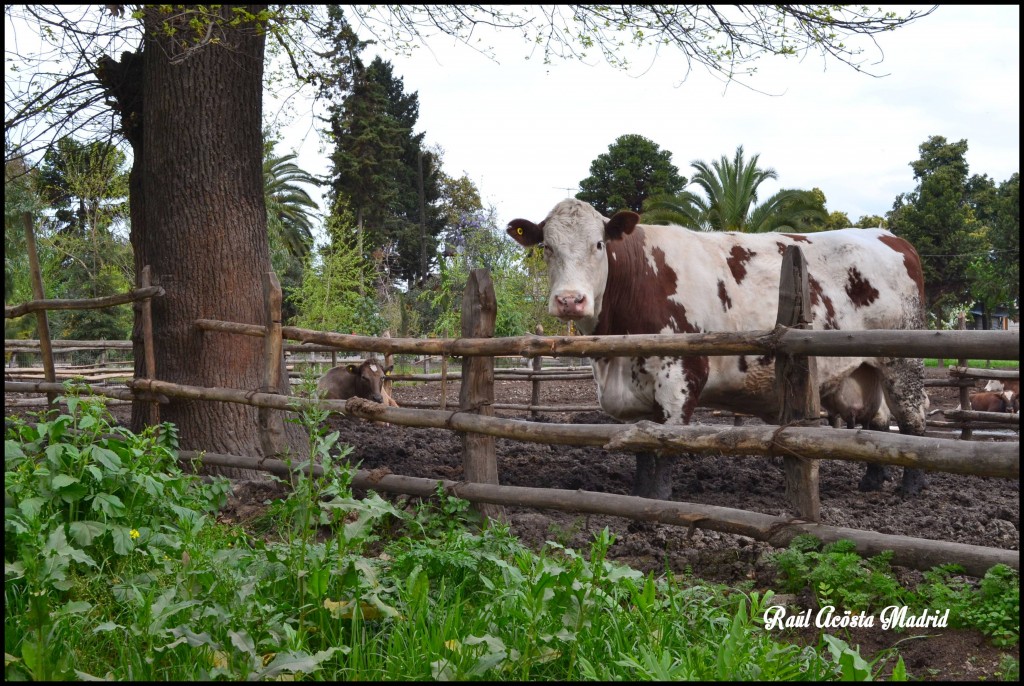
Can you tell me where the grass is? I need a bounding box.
[924,358,1019,370]
[770,535,1019,647]
[4,383,1019,681]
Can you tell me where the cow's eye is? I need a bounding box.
[596,240,604,251]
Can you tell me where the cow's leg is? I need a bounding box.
[880,357,929,496]
[858,413,892,491]
[632,452,673,500]
[630,356,706,501]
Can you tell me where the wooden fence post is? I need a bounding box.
[775,246,821,522]
[459,269,504,521]
[440,353,449,411]
[531,324,544,418]
[22,212,57,410]
[382,330,394,401]
[957,312,973,440]
[140,265,160,427]
[259,271,287,460]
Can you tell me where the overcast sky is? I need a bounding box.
[273,5,1019,240]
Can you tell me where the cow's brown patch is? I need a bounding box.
[877,234,926,303]
[781,234,812,243]
[595,226,699,335]
[845,266,879,307]
[717,279,732,311]
[807,273,839,330]
[726,245,756,284]
[681,356,710,421]
[756,353,774,366]
[775,241,787,255]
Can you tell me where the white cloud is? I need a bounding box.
[276,5,1018,231]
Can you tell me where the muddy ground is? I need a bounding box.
[5,363,1018,678]
[325,363,1020,679]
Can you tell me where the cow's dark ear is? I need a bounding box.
[605,210,640,241]
[384,365,394,375]
[507,219,543,246]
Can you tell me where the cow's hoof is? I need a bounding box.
[632,483,673,500]
[896,468,928,496]
[632,452,674,500]
[858,464,889,492]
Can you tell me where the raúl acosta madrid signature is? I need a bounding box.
[763,604,950,631]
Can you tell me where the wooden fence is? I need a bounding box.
[5,225,1020,575]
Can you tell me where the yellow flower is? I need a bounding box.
[130,529,140,539]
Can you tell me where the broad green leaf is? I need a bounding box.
[69,520,107,546]
[111,525,134,555]
[91,492,125,518]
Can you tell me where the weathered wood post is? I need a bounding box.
[459,269,504,521]
[258,271,287,460]
[22,212,57,410]
[956,312,973,440]
[382,330,394,402]
[440,353,449,411]
[775,246,821,522]
[531,324,544,418]
[139,265,160,427]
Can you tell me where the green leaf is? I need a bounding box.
[110,525,134,555]
[18,497,45,520]
[54,599,92,616]
[4,439,26,460]
[253,648,342,680]
[91,492,125,518]
[91,446,122,471]
[69,520,107,546]
[228,629,255,655]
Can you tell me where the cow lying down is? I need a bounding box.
[317,358,399,410]
[968,390,1018,414]
[508,198,930,499]
[984,378,1020,397]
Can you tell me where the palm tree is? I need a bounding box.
[263,139,321,321]
[642,145,827,232]
[263,142,320,260]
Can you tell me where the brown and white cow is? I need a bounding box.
[507,198,929,499]
[969,390,1017,413]
[983,378,1020,397]
[317,358,396,406]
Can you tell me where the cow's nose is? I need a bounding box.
[371,393,383,403]
[554,292,587,317]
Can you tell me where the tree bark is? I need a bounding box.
[122,5,304,477]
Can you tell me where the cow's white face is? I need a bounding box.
[507,199,639,333]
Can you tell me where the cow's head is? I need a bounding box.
[507,199,639,332]
[348,359,393,404]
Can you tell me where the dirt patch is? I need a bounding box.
[326,364,1019,679]
[6,364,1018,678]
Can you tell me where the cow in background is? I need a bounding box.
[969,390,1018,413]
[507,198,929,499]
[983,378,1020,397]
[318,358,398,407]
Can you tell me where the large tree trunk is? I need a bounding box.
[121,5,304,477]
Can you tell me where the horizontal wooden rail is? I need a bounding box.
[180,450,1017,577]
[121,379,1017,480]
[193,318,1019,361]
[940,409,1019,425]
[5,338,134,350]
[5,380,168,404]
[950,366,1020,380]
[5,286,164,319]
